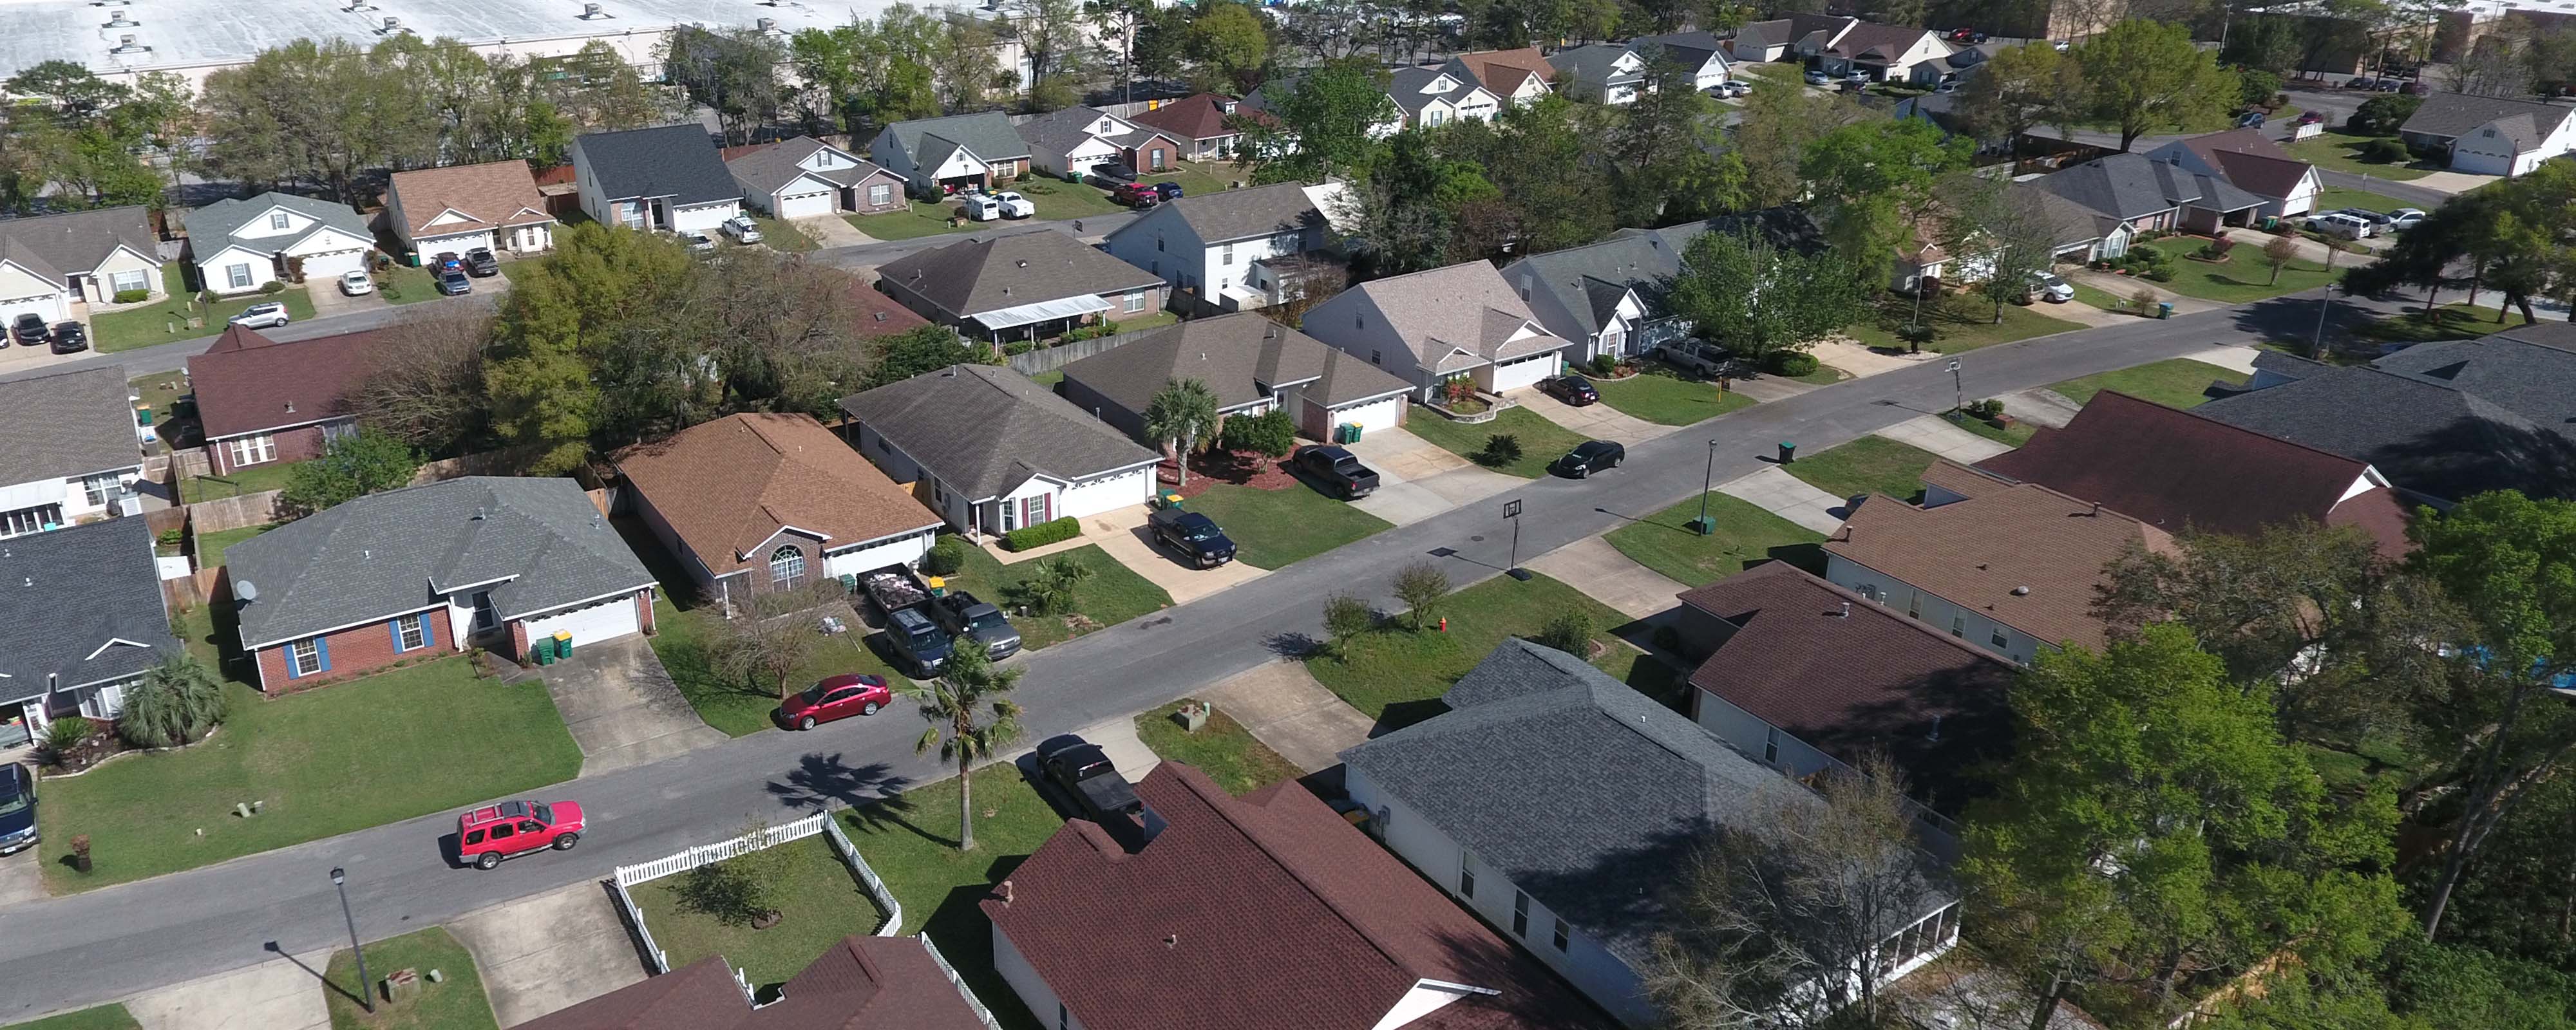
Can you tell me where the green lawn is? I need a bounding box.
[1947,410,2040,447]
[1135,160,1247,198]
[630,835,889,992]
[647,597,906,738]
[377,265,440,306]
[1587,372,1757,425]
[1,1006,141,1030]
[1027,370,1064,386]
[1180,482,1392,570]
[1403,406,1591,478]
[1844,294,2085,353]
[93,267,315,353]
[2070,281,2148,315]
[2283,128,2433,181]
[1786,362,1848,386]
[131,371,197,447]
[1306,572,1667,731]
[1604,491,1827,589]
[1014,178,1127,221]
[846,203,979,241]
[1733,61,1805,84]
[2310,185,2416,216]
[842,769,1061,1030]
[495,258,544,284]
[2139,238,2342,304]
[323,928,497,1030]
[180,461,301,503]
[194,523,275,569]
[2045,357,2248,410]
[1136,699,1303,795]
[37,653,580,891]
[2358,303,2517,344]
[750,215,819,252]
[1783,436,1942,504]
[945,544,1173,651]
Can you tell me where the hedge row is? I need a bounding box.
[1002,515,1081,552]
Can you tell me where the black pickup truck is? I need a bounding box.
[1293,445,1381,499]
[1034,734,1144,821]
[856,565,954,677]
[1149,507,1236,568]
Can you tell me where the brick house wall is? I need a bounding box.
[1124,137,1180,174]
[634,589,658,634]
[1098,285,1165,322]
[209,422,333,474]
[254,607,456,694]
[849,171,909,215]
[733,535,825,603]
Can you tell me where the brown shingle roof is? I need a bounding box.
[983,763,1611,1030]
[614,413,942,578]
[1126,93,1254,142]
[843,270,932,339]
[513,935,990,1030]
[511,955,749,1030]
[1824,461,2177,652]
[1448,48,1555,94]
[1974,392,2414,557]
[185,324,383,440]
[388,160,554,241]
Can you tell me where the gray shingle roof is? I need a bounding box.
[225,477,656,649]
[1151,182,1327,245]
[1546,43,1642,88]
[2400,93,2576,142]
[573,124,741,205]
[1387,66,1477,118]
[0,206,156,288]
[726,136,893,196]
[883,111,1032,163]
[1061,313,1327,415]
[874,232,1162,321]
[185,192,372,263]
[0,366,141,487]
[2032,153,2261,221]
[1502,234,1684,342]
[1629,30,1725,69]
[839,364,1159,501]
[0,518,177,702]
[1014,106,1175,157]
[1319,260,1566,374]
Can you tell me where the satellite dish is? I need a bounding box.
[234,580,258,602]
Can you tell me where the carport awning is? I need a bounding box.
[972,294,1112,330]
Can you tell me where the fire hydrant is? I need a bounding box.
[1438,617,1448,632]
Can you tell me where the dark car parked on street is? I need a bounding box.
[933,590,1023,660]
[0,763,36,856]
[1152,181,1184,201]
[1150,507,1235,567]
[1035,734,1144,821]
[1553,440,1625,478]
[1539,374,1598,406]
[50,321,88,354]
[10,314,50,348]
[1293,445,1379,499]
[464,248,500,277]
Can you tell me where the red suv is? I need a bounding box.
[781,673,894,730]
[1112,182,1161,207]
[457,799,583,870]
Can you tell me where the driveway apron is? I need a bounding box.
[448,881,648,1026]
[1195,661,1378,770]
[1508,386,1669,445]
[539,637,727,777]
[123,951,332,1030]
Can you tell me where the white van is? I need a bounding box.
[2307,212,2376,239]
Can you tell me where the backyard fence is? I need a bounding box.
[187,490,281,534]
[607,809,903,975]
[921,932,1008,1030]
[1005,321,1160,376]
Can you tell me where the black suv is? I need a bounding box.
[464,248,500,277]
[50,321,88,354]
[0,763,35,857]
[1149,507,1235,568]
[880,605,954,679]
[933,590,1023,660]
[9,313,50,348]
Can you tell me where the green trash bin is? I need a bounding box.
[2157,302,2174,319]
[532,642,554,666]
[553,632,573,659]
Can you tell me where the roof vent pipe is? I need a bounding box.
[1838,601,1850,618]
[2011,585,2031,595]
[2089,500,2101,516]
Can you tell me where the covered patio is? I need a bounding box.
[965,294,1115,344]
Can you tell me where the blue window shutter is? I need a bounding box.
[390,621,404,653]
[317,637,332,672]
[283,646,299,680]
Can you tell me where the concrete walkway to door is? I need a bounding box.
[535,637,727,777]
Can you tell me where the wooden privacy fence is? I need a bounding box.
[607,810,902,975]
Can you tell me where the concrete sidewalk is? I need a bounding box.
[1873,415,2014,464]
[1197,661,1377,771]
[1715,466,1852,534]
[124,951,332,1030]
[1524,536,1692,619]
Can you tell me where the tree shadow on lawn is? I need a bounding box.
[766,753,913,816]
[923,868,1042,1030]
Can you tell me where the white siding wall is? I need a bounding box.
[822,527,938,581]
[1822,552,2045,665]
[1195,229,1312,299]
[417,230,497,258]
[1692,690,1834,780]
[90,248,162,303]
[1060,465,1155,520]
[993,926,1088,1030]
[1103,205,1198,287]
[516,592,643,649]
[1303,292,1433,398]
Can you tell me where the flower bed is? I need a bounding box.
[1157,449,1298,500]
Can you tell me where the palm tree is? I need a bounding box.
[1142,377,1220,487]
[907,645,1025,851]
[118,655,227,749]
[1027,554,1094,614]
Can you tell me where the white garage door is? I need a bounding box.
[299,250,368,280]
[517,594,642,650]
[0,292,66,325]
[777,190,835,220]
[1332,395,1403,433]
[672,203,739,235]
[419,232,494,259]
[1489,351,1560,393]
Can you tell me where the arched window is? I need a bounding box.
[768,545,806,590]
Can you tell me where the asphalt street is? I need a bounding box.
[0,286,2400,1022]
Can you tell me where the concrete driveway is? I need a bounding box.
[795,215,873,248]
[305,279,383,319]
[1092,510,1269,603]
[1523,536,1692,619]
[1508,385,1669,445]
[1872,415,2014,464]
[448,882,647,1027]
[124,950,332,1030]
[536,637,726,777]
[1716,465,1853,534]
[0,846,39,906]
[1345,426,1469,527]
[1196,660,1376,771]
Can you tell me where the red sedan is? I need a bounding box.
[781,673,894,730]
[458,800,583,870]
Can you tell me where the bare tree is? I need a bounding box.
[1390,561,1450,631]
[702,581,849,704]
[355,307,495,454]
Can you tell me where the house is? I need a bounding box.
[1443,48,1557,105]
[1018,106,1188,180]
[513,935,994,1030]
[0,518,181,744]
[1495,210,1830,364]
[1975,390,2414,557]
[2145,129,2322,218]
[869,111,1034,196]
[724,136,909,220]
[1300,259,1570,398]
[840,270,934,338]
[2195,328,2576,504]
[1058,312,1412,443]
[1889,181,2129,292]
[1627,30,1734,92]
[185,192,375,295]
[984,760,1613,1030]
[873,231,1164,342]
[384,160,557,262]
[0,205,163,326]
[1674,561,2018,817]
[1101,181,1340,310]
[2030,152,2267,234]
[616,413,943,613]
[1823,461,2176,664]
[0,366,144,538]
[840,364,1160,538]
[1730,15,1955,84]
[1547,43,1647,104]
[187,324,385,475]
[1340,639,1964,1026]
[1387,65,1503,129]
[2025,182,2136,261]
[2398,92,2576,176]
[1126,92,1264,160]
[571,124,744,236]
[223,477,658,691]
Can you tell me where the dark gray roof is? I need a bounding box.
[1387,66,1477,118]
[185,192,371,263]
[225,477,656,649]
[1614,206,1830,259]
[0,366,141,486]
[0,206,156,287]
[1629,31,1725,68]
[2194,344,2576,503]
[1546,44,1642,87]
[1139,182,1326,245]
[2376,328,2576,429]
[2400,93,2576,142]
[573,124,741,205]
[883,111,1032,163]
[1014,106,1174,157]
[2032,153,2261,221]
[1501,234,1685,341]
[726,136,893,196]
[1060,313,1327,415]
[839,364,1159,501]
[874,232,1162,320]
[0,518,177,702]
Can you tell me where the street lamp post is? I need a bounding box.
[1946,359,1964,413]
[1504,499,1531,581]
[1689,439,1719,535]
[330,867,373,1014]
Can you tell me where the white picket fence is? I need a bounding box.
[607,809,903,975]
[920,932,1008,1030]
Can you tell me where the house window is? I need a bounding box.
[1949,614,1965,637]
[769,545,806,590]
[1222,243,1235,265]
[1150,148,1167,171]
[394,614,427,651]
[1020,492,1051,527]
[288,638,325,677]
[1458,852,1477,898]
[82,473,120,509]
[1764,727,1780,764]
[1906,592,1921,619]
[1511,891,1530,937]
[1057,1004,1071,1030]
[1124,292,1145,313]
[269,211,291,230]
[109,269,147,295]
[1991,628,2009,649]
[868,183,891,206]
[227,435,278,467]
[1552,917,1569,952]
[1369,350,1380,365]
[1155,236,1164,252]
[1,504,62,536]
[225,263,254,289]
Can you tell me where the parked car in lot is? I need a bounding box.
[434,251,464,274]
[457,798,583,870]
[2387,207,2427,230]
[1714,80,1750,98]
[1035,734,1144,821]
[10,313,50,347]
[858,565,954,677]
[963,191,1036,221]
[680,230,717,254]
[229,302,291,328]
[1538,374,1599,406]
[1656,340,1726,377]
[1292,444,1380,499]
[2029,270,2074,303]
[339,269,375,295]
[0,763,36,856]
[2236,110,2268,127]
[464,248,500,276]
[1553,440,1625,478]
[933,590,1023,660]
[780,673,893,729]
[1112,182,1162,208]
[721,214,764,243]
[1150,507,1236,567]
[990,191,1036,217]
[437,270,473,295]
[50,321,87,354]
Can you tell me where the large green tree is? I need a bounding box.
[281,427,424,514]
[1801,117,1969,282]
[1142,378,1221,486]
[2077,20,2240,150]
[1186,1,1271,93]
[1730,82,1871,209]
[486,223,696,473]
[1955,41,2085,149]
[1238,58,1397,183]
[1665,230,1875,368]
